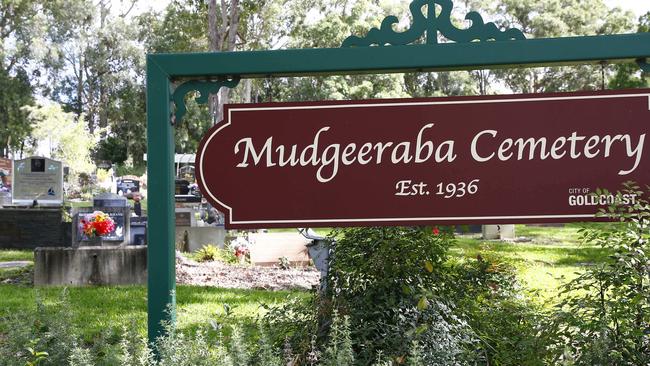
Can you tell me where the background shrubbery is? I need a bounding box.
[2,186,650,365]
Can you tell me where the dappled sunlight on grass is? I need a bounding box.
[0,223,614,341]
[0,284,308,342]
[451,224,611,303]
[176,286,308,334]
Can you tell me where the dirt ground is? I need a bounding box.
[175,251,321,290]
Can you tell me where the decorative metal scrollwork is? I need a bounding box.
[342,0,525,47]
[171,77,241,124]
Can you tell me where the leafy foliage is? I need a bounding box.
[609,12,650,90]
[24,102,97,177]
[448,253,551,365]
[548,183,650,365]
[0,68,34,157]
[324,226,479,365]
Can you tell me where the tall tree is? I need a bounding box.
[0,68,34,158]
[609,12,650,90]
[468,0,635,93]
[51,1,143,135]
[207,0,240,123]
[24,102,98,177]
[0,0,89,157]
[141,0,294,151]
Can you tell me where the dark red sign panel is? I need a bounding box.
[196,89,650,229]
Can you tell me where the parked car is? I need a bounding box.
[116,177,140,196]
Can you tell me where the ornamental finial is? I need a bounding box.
[342,0,525,47]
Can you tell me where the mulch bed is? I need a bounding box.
[175,252,320,290]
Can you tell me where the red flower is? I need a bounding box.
[80,211,115,238]
[432,227,440,235]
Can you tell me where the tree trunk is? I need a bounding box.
[98,0,109,137]
[207,0,240,124]
[77,54,84,117]
[243,79,252,103]
[208,0,221,124]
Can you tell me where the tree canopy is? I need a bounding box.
[0,0,647,162]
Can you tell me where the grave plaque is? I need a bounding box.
[175,208,196,227]
[12,157,63,206]
[72,193,130,246]
[0,157,10,205]
[0,157,11,183]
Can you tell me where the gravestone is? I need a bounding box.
[482,224,515,240]
[72,193,130,246]
[12,156,63,206]
[175,208,196,227]
[0,157,11,189]
[0,159,10,206]
[174,202,228,252]
[130,216,147,245]
[174,179,200,203]
[0,208,66,249]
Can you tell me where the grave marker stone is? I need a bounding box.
[12,156,63,206]
[72,193,130,246]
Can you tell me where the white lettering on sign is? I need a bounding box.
[470,130,645,175]
[234,124,646,183]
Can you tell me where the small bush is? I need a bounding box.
[447,253,552,366]
[278,256,291,269]
[322,226,480,365]
[262,294,322,358]
[548,183,650,365]
[196,244,220,262]
[193,244,239,264]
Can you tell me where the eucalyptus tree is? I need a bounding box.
[609,12,650,90]
[0,68,33,158]
[465,0,636,93]
[50,1,144,133]
[0,0,87,157]
[274,0,412,102]
[141,0,294,152]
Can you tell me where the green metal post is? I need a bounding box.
[146,56,176,347]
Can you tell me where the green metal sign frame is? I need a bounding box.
[146,0,650,345]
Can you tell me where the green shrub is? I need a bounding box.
[196,244,220,262]
[255,325,283,366]
[448,253,552,366]
[321,310,354,366]
[0,290,88,366]
[323,226,479,365]
[548,183,650,365]
[193,244,239,264]
[114,163,146,177]
[262,294,322,358]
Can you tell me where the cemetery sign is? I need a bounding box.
[196,89,650,229]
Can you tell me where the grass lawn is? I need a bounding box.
[0,249,34,262]
[0,223,609,342]
[452,223,608,302]
[0,284,308,342]
[0,249,35,284]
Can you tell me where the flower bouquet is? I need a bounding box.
[80,211,116,239]
[233,239,251,263]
